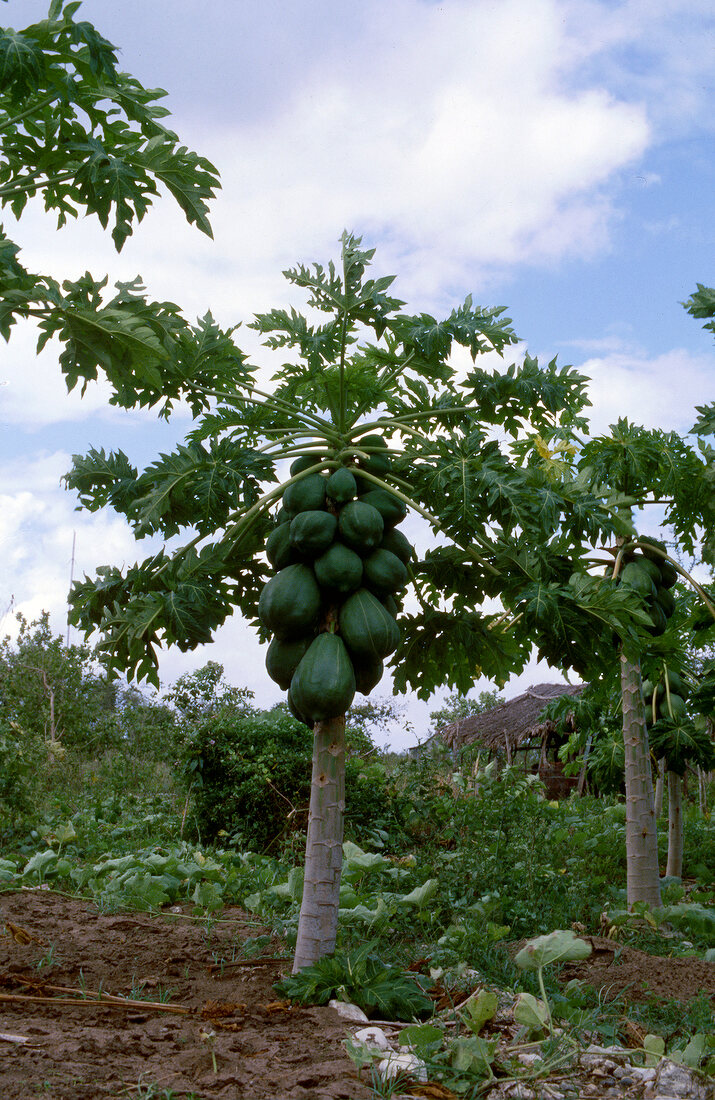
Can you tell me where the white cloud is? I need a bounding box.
[4,0,653,336]
[580,347,713,436]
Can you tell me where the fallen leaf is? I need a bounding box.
[3,922,36,945]
[407,1084,459,1100]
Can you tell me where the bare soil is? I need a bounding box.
[559,934,715,1006]
[0,889,372,1099]
[1,891,713,1100]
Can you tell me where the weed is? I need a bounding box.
[33,943,56,970]
[128,977,174,1003]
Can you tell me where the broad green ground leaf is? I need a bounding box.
[452,1034,498,1075]
[515,929,592,970]
[398,1023,444,1055]
[398,878,438,909]
[644,1034,666,1066]
[513,992,549,1033]
[22,849,58,877]
[460,989,499,1034]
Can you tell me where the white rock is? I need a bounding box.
[655,1059,712,1099]
[378,1051,428,1083]
[516,1051,543,1066]
[630,1066,657,1082]
[584,1044,631,1060]
[328,999,369,1023]
[353,1026,391,1051]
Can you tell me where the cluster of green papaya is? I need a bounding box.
[619,537,677,637]
[258,436,415,726]
[642,667,689,726]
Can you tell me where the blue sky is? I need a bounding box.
[1,0,714,748]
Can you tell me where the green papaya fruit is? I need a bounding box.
[646,601,668,636]
[655,587,675,619]
[326,466,357,504]
[380,527,414,564]
[289,510,338,557]
[287,688,311,727]
[664,668,686,696]
[621,561,656,597]
[290,632,356,724]
[353,656,384,695]
[658,692,687,721]
[266,635,313,690]
[290,454,324,476]
[381,594,399,618]
[338,500,384,555]
[339,588,400,660]
[283,473,327,516]
[258,563,321,637]
[313,542,363,594]
[637,536,668,564]
[355,433,391,476]
[362,548,408,596]
[633,555,663,586]
[266,522,295,570]
[359,488,406,529]
[660,560,677,589]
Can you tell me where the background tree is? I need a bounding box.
[0,1,237,415]
[164,661,255,727]
[0,611,116,749]
[571,419,715,905]
[429,689,504,730]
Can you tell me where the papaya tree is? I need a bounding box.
[64,232,656,969]
[646,664,715,878]
[571,384,715,904]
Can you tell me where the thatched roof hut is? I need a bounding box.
[437,682,585,760]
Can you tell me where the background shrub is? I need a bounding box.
[183,707,408,850]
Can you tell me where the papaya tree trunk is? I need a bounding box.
[665,770,683,878]
[621,652,662,908]
[293,714,346,973]
[654,757,665,818]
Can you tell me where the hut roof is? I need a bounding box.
[437,682,584,753]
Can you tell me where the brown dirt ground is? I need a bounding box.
[0,889,373,1100]
[559,934,715,1006]
[1,892,713,1100]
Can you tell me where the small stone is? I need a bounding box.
[353,1026,391,1051]
[516,1051,543,1066]
[619,1076,634,1086]
[328,999,369,1023]
[630,1067,657,1082]
[377,1051,428,1083]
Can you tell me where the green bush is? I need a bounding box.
[0,719,47,838]
[182,708,406,851]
